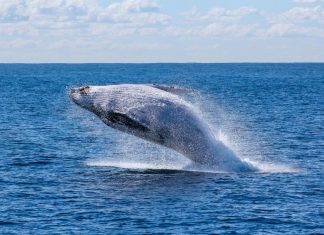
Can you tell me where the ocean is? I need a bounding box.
[0,63,323,234]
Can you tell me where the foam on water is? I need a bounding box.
[86,160,185,171]
[86,159,229,173]
[245,159,299,173]
[85,158,298,174]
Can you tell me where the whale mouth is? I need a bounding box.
[68,85,94,109]
[70,86,90,95]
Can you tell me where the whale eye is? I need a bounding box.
[79,86,90,94]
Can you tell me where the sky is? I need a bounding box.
[1,0,324,62]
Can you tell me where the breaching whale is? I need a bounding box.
[69,84,255,172]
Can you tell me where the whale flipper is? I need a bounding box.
[104,111,150,133]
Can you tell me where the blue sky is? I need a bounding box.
[1,0,324,62]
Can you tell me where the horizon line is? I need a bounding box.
[0,62,324,64]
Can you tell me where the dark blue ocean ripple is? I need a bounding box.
[0,64,323,234]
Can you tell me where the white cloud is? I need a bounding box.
[0,0,171,50]
[104,0,159,14]
[263,6,324,38]
[29,0,89,18]
[0,0,169,26]
[201,6,258,22]
[95,0,169,25]
[183,6,258,22]
[179,6,259,37]
[265,23,324,37]
[275,6,324,24]
[0,0,28,22]
[202,23,257,37]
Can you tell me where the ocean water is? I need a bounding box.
[0,63,323,234]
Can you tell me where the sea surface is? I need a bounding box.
[0,63,323,234]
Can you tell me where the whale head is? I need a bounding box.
[69,85,134,115]
[69,85,174,144]
[69,86,93,110]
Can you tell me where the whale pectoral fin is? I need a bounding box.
[105,111,150,133]
[149,84,196,95]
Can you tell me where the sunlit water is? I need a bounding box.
[0,64,323,234]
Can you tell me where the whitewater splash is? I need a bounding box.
[85,159,298,174]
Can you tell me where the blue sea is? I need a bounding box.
[0,64,323,234]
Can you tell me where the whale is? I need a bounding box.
[69,84,255,172]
